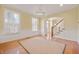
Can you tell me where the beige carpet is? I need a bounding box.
[19,36,65,54]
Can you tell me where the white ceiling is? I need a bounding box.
[2,4,78,16]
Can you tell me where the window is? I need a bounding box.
[32,17,38,31]
[4,10,20,34]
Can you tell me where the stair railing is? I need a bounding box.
[51,18,64,37]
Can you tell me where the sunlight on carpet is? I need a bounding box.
[19,36,65,54]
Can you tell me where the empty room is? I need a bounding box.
[0,4,79,54]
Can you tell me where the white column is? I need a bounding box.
[47,20,53,40]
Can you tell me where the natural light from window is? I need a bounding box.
[32,17,38,31]
[4,10,20,34]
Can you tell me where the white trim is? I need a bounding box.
[0,30,40,44]
[55,35,77,42]
[4,9,20,34]
[32,17,38,31]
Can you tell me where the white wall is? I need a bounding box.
[46,7,78,41]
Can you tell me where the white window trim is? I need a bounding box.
[4,9,20,34]
[32,17,38,31]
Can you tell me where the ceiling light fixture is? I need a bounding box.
[60,4,63,6]
[35,11,46,16]
[35,5,46,17]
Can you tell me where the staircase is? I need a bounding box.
[41,17,64,40]
[52,18,64,37]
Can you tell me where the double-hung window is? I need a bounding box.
[4,10,20,34]
[32,17,38,31]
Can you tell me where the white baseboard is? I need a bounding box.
[0,30,41,44]
[54,35,77,42]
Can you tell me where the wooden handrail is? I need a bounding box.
[53,19,63,28]
[51,19,64,36]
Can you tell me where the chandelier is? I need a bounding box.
[35,5,46,17]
